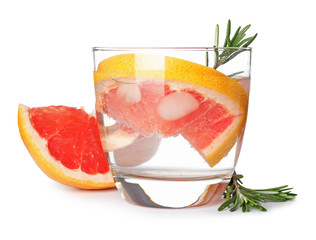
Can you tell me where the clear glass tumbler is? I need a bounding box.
[93,47,251,208]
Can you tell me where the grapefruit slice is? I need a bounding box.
[18,104,115,189]
[95,54,249,167]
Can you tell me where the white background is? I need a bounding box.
[1,0,315,239]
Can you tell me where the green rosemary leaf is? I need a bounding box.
[225,189,231,200]
[242,203,246,212]
[254,190,282,195]
[242,33,258,47]
[218,196,236,211]
[213,48,219,69]
[279,188,294,192]
[233,174,244,180]
[239,196,245,207]
[214,24,219,47]
[282,191,293,194]
[257,193,287,202]
[245,202,249,212]
[236,36,254,47]
[284,195,297,200]
[264,195,287,202]
[249,201,267,212]
[230,26,241,46]
[254,185,289,191]
[223,19,231,47]
[227,185,234,193]
[238,24,251,37]
[206,49,209,67]
[288,193,298,196]
[236,177,243,184]
[230,195,240,212]
[227,71,244,77]
[231,33,246,47]
[225,35,231,47]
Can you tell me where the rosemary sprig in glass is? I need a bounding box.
[218,172,297,212]
[208,19,258,70]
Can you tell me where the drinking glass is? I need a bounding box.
[93,47,251,208]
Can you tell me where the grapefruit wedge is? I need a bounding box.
[18,104,115,189]
[95,54,249,167]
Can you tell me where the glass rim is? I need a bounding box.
[92,46,252,52]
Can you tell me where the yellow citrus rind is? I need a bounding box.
[94,54,227,83]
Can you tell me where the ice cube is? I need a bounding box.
[116,84,141,104]
[157,92,199,120]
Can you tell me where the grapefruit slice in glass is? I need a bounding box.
[18,104,115,189]
[95,54,249,167]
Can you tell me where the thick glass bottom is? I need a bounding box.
[113,169,232,208]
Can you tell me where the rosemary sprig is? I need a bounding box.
[212,19,258,69]
[218,172,297,212]
[208,21,296,212]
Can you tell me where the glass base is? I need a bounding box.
[114,173,231,208]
